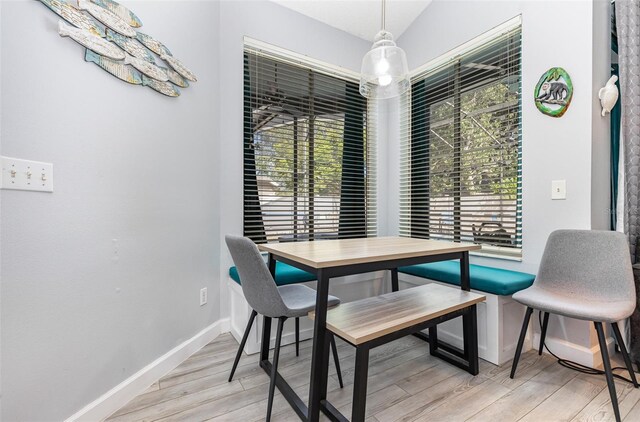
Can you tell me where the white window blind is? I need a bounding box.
[400,18,522,259]
[243,41,377,243]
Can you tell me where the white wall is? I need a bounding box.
[0,0,614,418]
[217,0,372,318]
[0,1,220,420]
[592,0,612,231]
[393,0,612,364]
[0,2,3,416]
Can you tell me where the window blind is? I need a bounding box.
[244,42,377,244]
[400,20,522,259]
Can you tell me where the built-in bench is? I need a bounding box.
[398,261,535,365]
[398,261,535,296]
[312,283,486,421]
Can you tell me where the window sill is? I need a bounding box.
[471,250,523,262]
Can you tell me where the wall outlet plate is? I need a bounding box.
[1,156,53,192]
[200,287,208,306]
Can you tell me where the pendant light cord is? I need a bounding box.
[381,0,386,30]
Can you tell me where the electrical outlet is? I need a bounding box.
[200,287,208,306]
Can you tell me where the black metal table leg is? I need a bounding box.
[460,251,470,291]
[459,252,479,374]
[352,346,370,422]
[260,254,277,363]
[390,268,399,292]
[261,316,272,362]
[308,269,331,422]
[268,252,276,277]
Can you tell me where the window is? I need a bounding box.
[243,41,376,243]
[400,19,522,259]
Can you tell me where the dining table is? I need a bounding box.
[258,236,482,422]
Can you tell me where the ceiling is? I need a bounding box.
[270,0,433,42]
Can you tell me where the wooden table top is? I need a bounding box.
[310,283,486,345]
[258,236,480,269]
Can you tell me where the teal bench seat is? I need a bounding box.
[398,261,535,296]
[229,261,316,286]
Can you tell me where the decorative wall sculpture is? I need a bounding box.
[599,75,619,117]
[534,67,573,117]
[38,0,197,97]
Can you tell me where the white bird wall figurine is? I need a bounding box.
[599,75,619,117]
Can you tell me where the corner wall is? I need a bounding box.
[217,0,372,319]
[393,0,611,365]
[0,1,220,420]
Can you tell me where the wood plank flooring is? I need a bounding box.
[107,333,640,421]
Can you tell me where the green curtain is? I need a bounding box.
[610,4,621,231]
[338,82,366,238]
[610,63,621,230]
[243,53,266,243]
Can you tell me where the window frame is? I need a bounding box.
[242,40,377,244]
[403,19,523,260]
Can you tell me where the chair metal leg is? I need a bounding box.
[229,309,257,382]
[539,311,550,355]
[329,334,344,388]
[510,307,533,379]
[612,322,638,388]
[295,317,300,357]
[595,321,621,422]
[266,317,286,422]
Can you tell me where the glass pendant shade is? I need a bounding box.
[359,30,410,99]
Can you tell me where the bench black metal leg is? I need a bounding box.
[511,306,533,379]
[595,321,621,422]
[391,268,399,292]
[428,327,438,355]
[464,305,479,375]
[612,322,639,388]
[295,317,300,357]
[267,317,286,422]
[229,309,258,382]
[539,311,550,355]
[352,346,370,422]
[329,334,344,388]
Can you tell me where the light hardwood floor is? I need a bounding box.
[107,333,640,421]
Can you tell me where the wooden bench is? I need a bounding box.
[397,263,535,365]
[310,283,485,421]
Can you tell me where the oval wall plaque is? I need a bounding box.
[534,67,573,117]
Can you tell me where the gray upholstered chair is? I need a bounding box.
[510,230,638,422]
[225,235,343,421]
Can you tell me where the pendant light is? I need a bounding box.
[359,0,410,99]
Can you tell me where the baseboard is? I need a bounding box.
[65,318,230,422]
[534,333,615,368]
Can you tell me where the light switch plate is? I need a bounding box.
[551,180,566,200]
[1,156,53,192]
